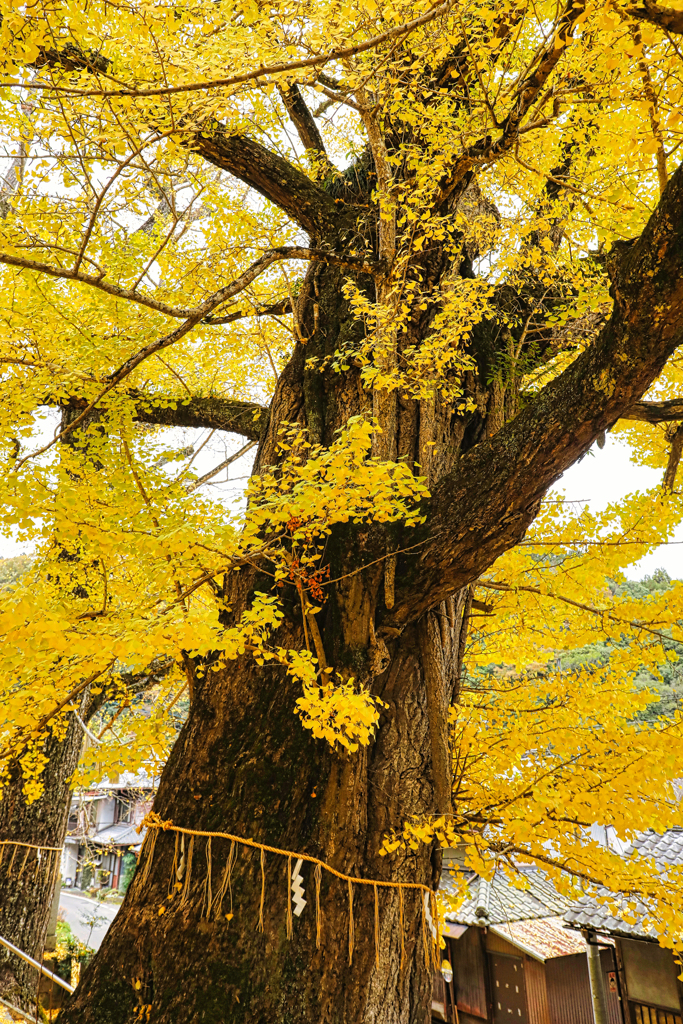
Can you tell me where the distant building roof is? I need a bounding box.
[89,770,158,792]
[491,917,588,961]
[439,864,572,926]
[630,827,683,867]
[564,890,657,941]
[564,828,683,941]
[90,823,144,848]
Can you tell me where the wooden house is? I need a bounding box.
[61,770,156,892]
[435,831,683,1024]
[564,829,683,1024]
[432,854,621,1024]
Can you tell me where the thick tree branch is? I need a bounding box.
[622,397,683,422]
[278,84,331,162]
[388,157,683,626]
[61,393,267,440]
[624,1,683,35]
[192,131,343,238]
[18,45,344,238]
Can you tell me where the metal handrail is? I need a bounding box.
[0,934,75,994]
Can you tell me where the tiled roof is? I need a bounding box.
[439,865,572,926]
[564,890,656,940]
[89,770,158,792]
[631,828,683,867]
[564,829,683,940]
[492,916,587,960]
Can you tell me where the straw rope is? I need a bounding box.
[139,813,436,898]
[0,840,63,852]
[139,812,442,966]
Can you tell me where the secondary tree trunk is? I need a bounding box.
[0,715,83,1013]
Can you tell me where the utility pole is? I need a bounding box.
[584,930,610,1024]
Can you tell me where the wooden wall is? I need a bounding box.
[451,929,488,1019]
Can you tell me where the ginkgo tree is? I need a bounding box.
[3,0,683,1019]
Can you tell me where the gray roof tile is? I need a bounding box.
[439,865,572,926]
[563,828,683,940]
[564,890,656,940]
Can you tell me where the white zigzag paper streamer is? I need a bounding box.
[424,891,437,942]
[291,857,307,917]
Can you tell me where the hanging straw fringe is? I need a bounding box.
[286,856,293,940]
[168,833,180,898]
[140,829,158,887]
[17,847,31,881]
[138,812,440,966]
[0,841,62,887]
[202,838,213,919]
[348,879,354,966]
[258,848,265,932]
[421,891,430,971]
[314,863,322,950]
[49,848,61,892]
[430,891,440,971]
[398,885,405,973]
[374,884,380,969]
[212,840,236,920]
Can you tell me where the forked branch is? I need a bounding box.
[389,155,683,625]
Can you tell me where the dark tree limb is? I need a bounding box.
[624,1,683,35]
[59,393,267,441]
[21,40,342,238]
[622,397,683,422]
[663,423,683,491]
[134,398,265,440]
[389,156,683,626]
[278,83,332,163]
[192,130,344,239]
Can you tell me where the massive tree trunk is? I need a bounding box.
[0,715,84,1014]
[60,603,469,1024]
[61,154,683,1023]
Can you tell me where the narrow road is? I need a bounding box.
[58,892,119,950]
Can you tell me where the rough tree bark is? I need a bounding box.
[57,147,683,1024]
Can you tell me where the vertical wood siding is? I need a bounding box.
[525,957,550,1024]
[546,952,596,1024]
[453,929,489,1019]
[545,950,623,1024]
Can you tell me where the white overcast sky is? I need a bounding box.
[552,434,682,581]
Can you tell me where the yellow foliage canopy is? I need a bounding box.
[1,0,683,951]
